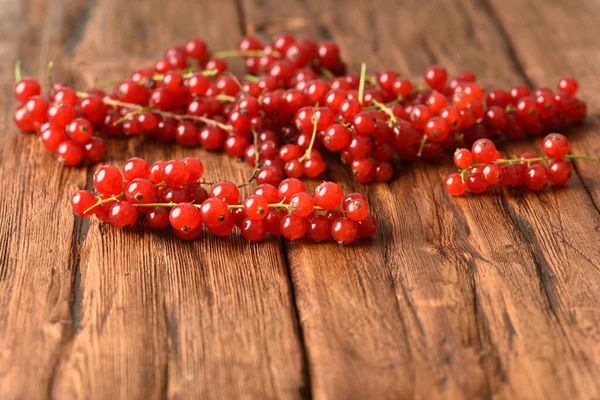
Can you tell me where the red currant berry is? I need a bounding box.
[163,160,190,187]
[125,178,155,204]
[211,181,240,205]
[342,193,369,222]
[123,157,151,181]
[548,160,573,185]
[444,173,467,196]
[278,178,306,203]
[70,190,97,217]
[280,214,307,240]
[306,215,331,242]
[424,65,448,91]
[558,77,578,96]
[183,157,204,182]
[290,192,314,217]
[483,164,503,184]
[15,77,41,103]
[57,140,84,167]
[83,137,107,163]
[314,181,343,210]
[109,200,138,228]
[41,125,68,152]
[453,148,473,169]
[525,164,549,191]
[243,195,269,220]
[145,207,170,229]
[200,198,229,229]
[357,215,377,238]
[331,217,359,245]
[467,172,488,194]
[170,203,201,232]
[542,133,569,159]
[471,139,497,164]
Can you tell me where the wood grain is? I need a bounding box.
[0,1,307,399]
[0,0,599,399]
[240,0,600,398]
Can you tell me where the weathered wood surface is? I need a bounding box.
[0,0,599,399]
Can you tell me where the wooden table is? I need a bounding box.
[1,0,599,398]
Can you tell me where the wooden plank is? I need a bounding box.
[0,0,308,399]
[241,0,600,398]
[0,1,90,399]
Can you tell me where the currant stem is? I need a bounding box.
[151,68,218,82]
[211,50,270,58]
[459,154,598,175]
[358,62,367,105]
[47,61,54,87]
[114,106,153,125]
[320,67,335,79]
[215,94,236,102]
[244,74,259,82]
[14,60,22,82]
[298,106,319,162]
[417,135,428,157]
[371,99,397,124]
[83,193,124,214]
[76,92,233,132]
[236,129,261,188]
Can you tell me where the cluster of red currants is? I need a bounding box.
[13,67,107,166]
[444,133,591,196]
[70,157,377,244]
[13,33,587,186]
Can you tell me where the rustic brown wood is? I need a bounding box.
[0,1,307,399]
[239,0,600,399]
[0,0,600,399]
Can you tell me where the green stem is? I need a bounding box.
[244,74,260,82]
[212,50,267,58]
[371,99,397,124]
[14,60,22,82]
[298,106,319,162]
[320,67,335,79]
[83,193,124,214]
[460,154,598,175]
[114,106,153,126]
[358,62,367,105]
[417,135,427,157]
[215,94,237,102]
[76,92,233,132]
[47,61,54,87]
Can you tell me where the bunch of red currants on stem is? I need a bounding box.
[444,133,594,196]
[71,156,377,243]
[13,33,587,184]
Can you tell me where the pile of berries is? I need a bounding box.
[13,34,587,186]
[70,157,377,243]
[444,133,592,196]
[13,65,106,166]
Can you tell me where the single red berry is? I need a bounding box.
[15,77,41,103]
[243,195,269,220]
[548,160,573,185]
[149,161,166,184]
[331,217,359,245]
[241,218,267,241]
[471,139,497,164]
[25,95,49,123]
[444,173,467,196]
[343,193,369,222]
[211,181,240,205]
[94,165,123,196]
[280,214,307,240]
[41,125,68,152]
[264,209,286,236]
[542,133,570,159]
[200,198,229,229]
[256,166,283,187]
[290,192,315,217]
[57,140,84,167]
[109,201,138,228]
[183,157,204,182]
[253,184,279,204]
[453,148,473,169]
[306,215,331,242]
[483,164,503,184]
[424,117,450,142]
[48,102,76,128]
[145,207,170,229]
[357,215,377,238]
[525,164,549,191]
[424,65,448,91]
[278,178,306,203]
[123,157,151,181]
[170,203,201,232]
[558,77,578,96]
[163,160,190,187]
[67,118,93,144]
[125,178,155,204]
[83,137,107,163]
[314,181,343,210]
[70,190,97,217]
[467,173,488,194]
